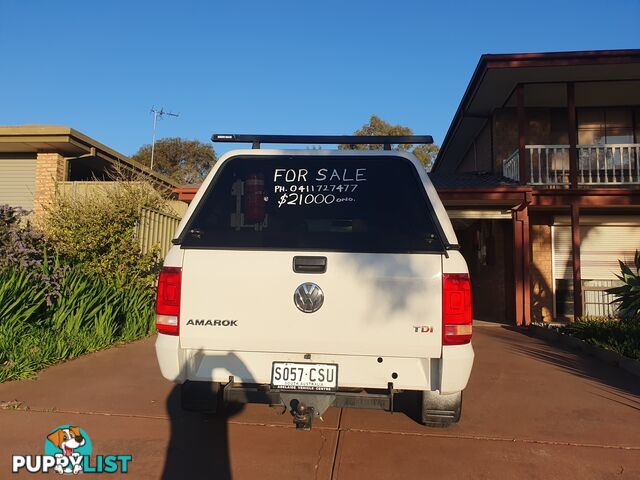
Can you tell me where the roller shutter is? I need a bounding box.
[553,223,640,280]
[553,219,639,317]
[0,157,37,210]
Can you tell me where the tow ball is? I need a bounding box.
[292,401,314,430]
[280,393,335,431]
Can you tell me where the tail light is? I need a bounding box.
[442,273,472,345]
[156,267,182,336]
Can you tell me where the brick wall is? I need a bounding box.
[458,122,493,173]
[34,152,67,217]
[530,224,554,322]
[492,107,570,175]
[492,109,518,174]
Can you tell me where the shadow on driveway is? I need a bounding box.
[162,352,252,480]
[495,325,640,407]
[161,386,243,480]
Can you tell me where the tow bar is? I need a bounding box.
[223,378,398,430]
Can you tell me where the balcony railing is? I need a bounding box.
[502,144,640,186]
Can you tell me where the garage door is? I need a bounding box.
[0,157,37,210]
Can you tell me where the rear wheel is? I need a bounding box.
[421,391,462,427]
[180,381,221,413]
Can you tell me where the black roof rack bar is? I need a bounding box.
[212,134,433,150]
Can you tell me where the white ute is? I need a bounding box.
[155,134,474,429]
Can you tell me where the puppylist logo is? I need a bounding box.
[12,424,132,475]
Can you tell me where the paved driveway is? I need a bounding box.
[1,324,639,479]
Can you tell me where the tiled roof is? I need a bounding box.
[428,172,519,189]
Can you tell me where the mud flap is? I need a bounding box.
[421,391,462,427]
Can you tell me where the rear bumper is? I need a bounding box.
[441,343,474,393]
[223,381,396,411]
[155,333,474,393]
[155,333,186,383]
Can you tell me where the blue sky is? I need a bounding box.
[1,0,639,157]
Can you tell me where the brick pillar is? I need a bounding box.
[34,152,67,217]
[530,225,554,322]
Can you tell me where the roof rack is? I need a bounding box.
[211,133,433,150]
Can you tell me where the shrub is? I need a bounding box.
[0,205,49,271]
[42,180,167,286]
[0,268,47,348]
[0,264,155,382]
[0,178,170,381]
[561,317,640,361]
[606,250,640,321]
[0,205,64,306]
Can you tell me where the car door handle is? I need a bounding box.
[293,256,327,274]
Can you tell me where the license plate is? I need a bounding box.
[271,362,338,392]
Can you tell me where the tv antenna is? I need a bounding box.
[150,107,179,170]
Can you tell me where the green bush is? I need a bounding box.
[42,181,167,286]
[0,191,166,382]
[0,205,48,270]
[0,264,155,382]
[561,317,640,361]
[606,250,640,321]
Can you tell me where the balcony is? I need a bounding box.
[503,144,640,186]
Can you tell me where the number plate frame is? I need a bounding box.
[270,362,339,392]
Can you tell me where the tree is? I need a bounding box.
[131,138,217,184]
[411,144,440,170]
[339,115,439,170]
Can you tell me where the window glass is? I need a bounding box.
[578,108,605,145]
[181,155,444,253]
[578,108,633,145]
[604,108,633,144]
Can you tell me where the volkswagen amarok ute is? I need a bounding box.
[155,147,474,429]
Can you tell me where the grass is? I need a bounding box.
[0,266,155,382]
[560,317,640,361]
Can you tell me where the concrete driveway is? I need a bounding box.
[1,324,638,479]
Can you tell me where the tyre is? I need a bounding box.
[421,391,462,427]
[180,381,221,413]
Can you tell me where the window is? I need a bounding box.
[578,108,633,145]
[180,155,444,253]
[549,108,569,145]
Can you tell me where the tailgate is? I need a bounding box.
[176,152,451,358]
[180,250,442,358]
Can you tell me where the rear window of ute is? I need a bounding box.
[180,155,444,253]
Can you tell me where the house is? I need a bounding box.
[169,50,640,326]
[430,49,640,325]
[0,125,184,258]
[0,125,178,215]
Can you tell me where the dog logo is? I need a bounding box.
[13,424,132,475]
[44,425,92,475]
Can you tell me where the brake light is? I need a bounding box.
[442,273,472,345]
[156,266,182,336]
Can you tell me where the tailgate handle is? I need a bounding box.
[293,256,327,274]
